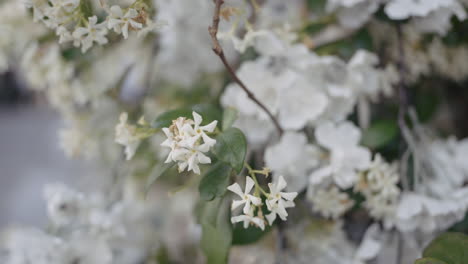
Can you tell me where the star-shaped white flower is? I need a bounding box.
[73,16,108,53]
[182,111,217,147]
[231,210,265,230]
[107,6,143,39]
[265,176,297,225]
[175,144,212,175]
[227,176,262,214]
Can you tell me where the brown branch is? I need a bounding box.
[209,0,284,136]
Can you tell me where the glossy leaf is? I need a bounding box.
[420,232,468,264]
[222,107,238,131]
[212,128,247,173]
[145,162,175,194]
[199,198,232,264]
[199,162,232,201]
[361,120,398,149]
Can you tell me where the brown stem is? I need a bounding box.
[209,0,284,136]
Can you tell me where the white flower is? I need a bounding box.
[44,183,86,226]
[55,26,73,44]
[115,112,140,160]
[265,176,297,225]
[50,0,79,13]
[160,112,217,174]
[173,143,212,174]
[308,185,354,219]
[310,121,371,189]
[227,176,262,214]
[231,210,265,230]
[181,111,218,147]
[107,6,142,39]
[385,0,465,20]
[265,131,321,191]
[73,16,108,53]
[277,74,328,130]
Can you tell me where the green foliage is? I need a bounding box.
[415,258,448,264]
[222,107,238,131]
[199,198,232,264]
[79,0,93,19]
[232,223,269,245]
[212,128,247,173]
[145,162,175,194]
[361,120,398,149]
[414,233,468,264]
[199,162,232,201]
[151,104,222,128]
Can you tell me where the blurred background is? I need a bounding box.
[0,72,93,227]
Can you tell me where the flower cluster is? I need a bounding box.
[355,154,400,228]
[161,112,218,175]
[228,174,297,230]
[27,0,165,52]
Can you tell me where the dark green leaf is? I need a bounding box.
[232,224,269,245]
[145,162,175,195]
[199,198,232,264]
[222,107,238,131]
[361,120,398,149]
[213,128,247,173]
[415,258,448,264]
[199,162,232,201]
[421,232,468,264]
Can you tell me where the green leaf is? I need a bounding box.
[421,232,468,264]
[151,104,221,129]
[151,108,192,129]
[212,128,247,173]
[79,0,93,19]
[192,104,222,126]
[415,258,448,264]
[232,224,269,245]
[145,162,175,194]
[199,162,232,201]
[361,120,398,149]
[222,107,238,131]
[199,198,232,264]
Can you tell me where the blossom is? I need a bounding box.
[310,121,371,189]
[227,176,262,214]
[231,210,265,230]
[160,112,217,174]
[265,131,321,191]
[107,6,142,39]
[308,186,354,219]
[115,112,141,160]
[44,183,86,226]
[73,16,108,53]
[265,176,297,225]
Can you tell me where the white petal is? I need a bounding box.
[245,176,255,194]
[248,195,262,206]
[266,212,276,225]
[231,200,245,211]
[192,111,202,126]
[200,120,218,133]
[276,175,287,192]
[280,192,297,201]
[227,183,244,198]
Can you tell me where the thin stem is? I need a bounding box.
[244,162,269,196]
[209,0,284,136]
